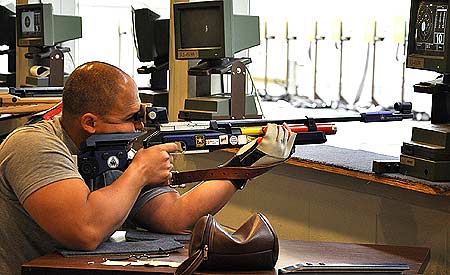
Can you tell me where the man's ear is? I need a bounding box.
[80,113,98,134]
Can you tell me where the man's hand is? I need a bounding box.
[128,143,178,187]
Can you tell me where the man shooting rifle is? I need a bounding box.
[0,61,296,275]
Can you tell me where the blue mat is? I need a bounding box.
[58,239,183,257]
[125,229,191,243]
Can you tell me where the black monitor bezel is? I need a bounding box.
[173,0,226,59]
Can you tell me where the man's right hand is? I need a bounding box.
[128,143,178,187]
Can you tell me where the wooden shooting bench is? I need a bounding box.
[21,240,429,274]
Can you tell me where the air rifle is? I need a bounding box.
[78,102,413,190]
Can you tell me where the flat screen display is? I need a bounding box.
[179,6,223,49]
[414,1,448,55]
[18,7,42,38]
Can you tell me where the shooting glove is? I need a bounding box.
[221,123,297,189]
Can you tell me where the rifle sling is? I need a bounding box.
[171,165,277,185]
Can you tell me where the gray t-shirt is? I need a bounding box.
[0,117,175,275]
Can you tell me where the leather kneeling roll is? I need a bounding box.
[175,212,279,275]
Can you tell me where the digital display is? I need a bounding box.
[19,8,42,38]
[179,6,222,49]
[415,1,448,54]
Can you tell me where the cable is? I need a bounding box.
[67,51,75,67]
[353,43,370,105]
[245,66,265,118]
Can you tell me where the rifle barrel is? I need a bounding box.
[215,111,413,127]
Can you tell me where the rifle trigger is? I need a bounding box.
[174,142,186,153]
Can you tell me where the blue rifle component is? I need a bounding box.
[361,111,407,122]
[143,129,245,152]
[78,132,144,190]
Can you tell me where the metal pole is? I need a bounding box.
[371,21,384,106]
[313,21,325,101]
[338,21,350,105]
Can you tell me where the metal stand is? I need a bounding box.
[263,21,275,97]
[25,46,69,87]
[49,48,64,87]
[231,61,246,119]
[371,21,384,106]
[313,21,327,106]
[285,21,297,97]
[399,22,407,103]
[178,58,261,120]
[398,75,450,181]
[332,21,351,109]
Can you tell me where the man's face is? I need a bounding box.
[93,80,144,134]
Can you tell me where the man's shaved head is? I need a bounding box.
[62,61,137,117]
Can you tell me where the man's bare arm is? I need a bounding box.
[24,143,177,251]
[134,179,236,234]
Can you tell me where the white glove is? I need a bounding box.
[222,123,297,167]
[221,123,296,189]
[238,123,297,166]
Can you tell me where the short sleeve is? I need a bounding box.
[1,128,82,204]
[130,186,178,218]
[96,170,178,218]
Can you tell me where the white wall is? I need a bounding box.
[76,0,170,87]
[248,0,435,113]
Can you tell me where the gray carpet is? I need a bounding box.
[292,144,450,192]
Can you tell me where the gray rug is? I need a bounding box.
[292,144,450,192]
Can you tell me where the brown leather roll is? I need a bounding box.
[175,213,279,275]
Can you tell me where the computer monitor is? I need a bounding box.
[173,0,260,60]
[132,8,169,91]
[16,3,82,47]
[132,8,169,65]
[0,6,15,46]
[406,0,450,73]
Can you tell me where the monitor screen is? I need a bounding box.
[407,0,450,73]
[0,6,15,45]
[174,1,226,59]
[174,0,259,60]
[414,1,447,55]
[17,5,43,39]
[133,8,169,64]
[179,6,223,49]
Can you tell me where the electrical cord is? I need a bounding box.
[353,43,370,105]
[67,51,75,67]
[245,65,265,118]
